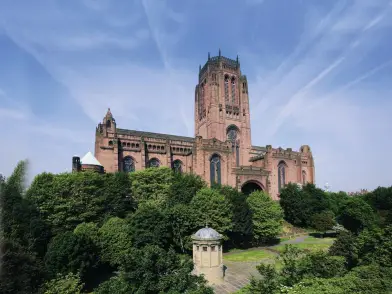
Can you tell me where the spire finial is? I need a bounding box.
[236,54,239,63]
[218,48,221,57]
[199,64,201,73]
[208,52,210,60]
[106,108,112,117]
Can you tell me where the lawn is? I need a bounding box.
[224,235,335,263]
[224,249,276,262]
[273,236,335,253]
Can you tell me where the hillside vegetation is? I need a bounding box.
[1,161,391,293]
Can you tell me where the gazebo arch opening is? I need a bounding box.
[241,181,263,196]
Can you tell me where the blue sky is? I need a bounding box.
[0,0,391,192]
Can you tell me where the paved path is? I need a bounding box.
[212,235,307,294]
[212,260,261,294]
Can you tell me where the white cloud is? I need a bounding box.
[247,0,392,191]
[1,0,392,193]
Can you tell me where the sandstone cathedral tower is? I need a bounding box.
[75,51,315,200]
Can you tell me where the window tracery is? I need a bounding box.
[210,154,221,185]
[231,77,236,104]
[227,125,240,166]
[172,160,183,173]
[224,76,229,103]
[278,161,286,192]
[148,158,160,168]
[123,156,135,173]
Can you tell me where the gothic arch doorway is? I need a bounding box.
[241,180,263,196]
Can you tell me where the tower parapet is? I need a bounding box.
[199,50,240,80]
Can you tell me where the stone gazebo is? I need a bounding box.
[192,226,224,285]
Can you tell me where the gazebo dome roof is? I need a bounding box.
[192,227,222,240]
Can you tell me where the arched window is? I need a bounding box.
[278,161,287,192]
[227,125,240,166]
[302,170,307,185]
[123,156,135,173]
[106,119,111,128]
[172,160,183,173]
[224,76,229,103]
[210,154,221,185]
[231,77,236,104]
[148,158,160,168]
[227,125,238,144]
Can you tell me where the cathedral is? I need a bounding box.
[73,51,315,200]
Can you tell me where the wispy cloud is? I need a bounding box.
[0,0,391,192]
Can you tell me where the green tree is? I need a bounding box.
[119,245,213,293]
[338,197,378,234]
[285,264,392,294]
[94,274,134,294]
[42,273,84,294]
[190,188,233,239]
[0,161,47,294]
[166,204,197,253]
[74,222,99,244]
[302,184,330,214]
[1,161,50,255]
[129,203,172,249]
[26,172,106,233]
[246,191,283,245]
[364,186,392,211]
[98,217,133,266]
[215,186,253,248]
[329,230,358,268]
[279,183,311,227]
[279,183,330,228]
[130,166,173,206]
[44,231,100,283]
[101,172,135,218]
[355,226,392,267]
[364,186,392,226]
[168,172,206,206]
[0,240,45,294]
[26,171,134,234]
[326,191,349,216]
[248,263,280,294]
[311,210,336,235]
[297,251,347,279]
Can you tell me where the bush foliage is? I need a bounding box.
[2,161,392,293]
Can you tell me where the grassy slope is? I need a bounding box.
[224,235,335,263]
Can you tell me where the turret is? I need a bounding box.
[72,156,81,173]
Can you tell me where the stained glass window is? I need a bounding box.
[172,160,183,173]
[302,170,306,185]
[148,158,160,168]
[227,128,237,143]
[123,156,135,173]
[278,162,286,192]
[210,154,221,185]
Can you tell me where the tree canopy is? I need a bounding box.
[3,160,392,293]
